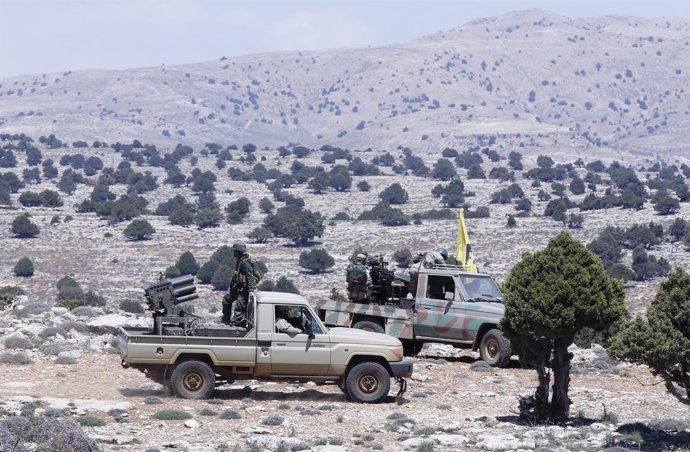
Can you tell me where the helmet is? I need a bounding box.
[434,247,449,260]
[232,241,247,253]
[356,253,366,262]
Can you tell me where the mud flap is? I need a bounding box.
[395,377,407,401]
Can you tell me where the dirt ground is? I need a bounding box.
[2,346,690,451]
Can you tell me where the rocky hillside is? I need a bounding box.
[1,10,689,157]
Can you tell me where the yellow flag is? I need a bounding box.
[457,208,478,272]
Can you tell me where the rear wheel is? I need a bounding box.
[170,360,216,399]
[345,362,390,403]
[479,329,512,368]
[352,320,384,334]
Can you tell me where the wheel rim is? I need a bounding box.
[484,338,499,360]
[182,371,205,393]
[358,374,380,394]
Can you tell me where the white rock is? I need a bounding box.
[431,433,470,445]
[401,437,433,449]
[411,373,430,382]
[311,446,348,452]
[184,419,199,429]
[87,313,149,329]
[57,350,81,360]
[477,433,537,450]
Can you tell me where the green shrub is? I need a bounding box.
[119,299,144,314]
[143,397,162,405]
[198,408,217,416]
[14,257,34,277]
[38,343,64,356]
[260,414,284,425]
[0,352,32,365]
[5,335,34,350]
[152,410,192,420]
[39,327,69,339]
[55,298,83,311]
[11,213,39,238]
[15,302,49,317]
[76,416,106,427]
[219,409,242,420]
[70,306,96,317]
[123,219,155,241]
[299,248,335,273]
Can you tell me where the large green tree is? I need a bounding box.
[263,207,325,246]
[609,268,690,403]
[500,232,626,422]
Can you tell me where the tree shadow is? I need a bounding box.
[283,240,322,248]
[495,414,599,428]
[615,422,690,451]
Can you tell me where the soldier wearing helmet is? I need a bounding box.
[222,241,256,326]
[434,247,449,262]
[346,252,371,303]
[407,247,449,298]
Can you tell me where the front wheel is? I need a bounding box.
[170,360,216,399]
[345,362,391,403]
[479,329,512,368]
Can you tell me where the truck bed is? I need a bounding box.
[118,325,257,368]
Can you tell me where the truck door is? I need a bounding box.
[268,304,331,375]
[413,274,467,341]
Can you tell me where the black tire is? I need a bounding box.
[170,360,216,399]
[352,320,385,334]
[479,328,512,368]
[401,340,423,357]
[345,362,391,403]
[337,378,350,398]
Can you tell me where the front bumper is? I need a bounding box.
[389,359,414,378]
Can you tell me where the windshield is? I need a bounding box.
[458,275,504,303]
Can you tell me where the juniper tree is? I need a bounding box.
[500,232,626,422]
[609,268,690,404]
[123,219,155,241]
[299,248,335,273]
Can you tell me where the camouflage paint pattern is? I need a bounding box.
[313,267,506,347]
[312,299,415,339]
[413,299,504,344]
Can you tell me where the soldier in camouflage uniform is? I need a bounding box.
[346,253,371,303]
[222,241,256,326]
[407,247,448,298]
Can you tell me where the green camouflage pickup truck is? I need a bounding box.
[119,288,412,403]
[315,264,512,367]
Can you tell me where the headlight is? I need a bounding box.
[388,345,404,360]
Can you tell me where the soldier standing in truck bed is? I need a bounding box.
[346,253,371,303]
[407,247,448,298]
[222,241,256,326]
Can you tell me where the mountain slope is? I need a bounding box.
[1,10,689,156]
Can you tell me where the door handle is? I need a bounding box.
[310,344,326,348]
[423,306,431,310]
[275,342,286,346]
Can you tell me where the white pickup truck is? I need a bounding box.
[119,290,412,403]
